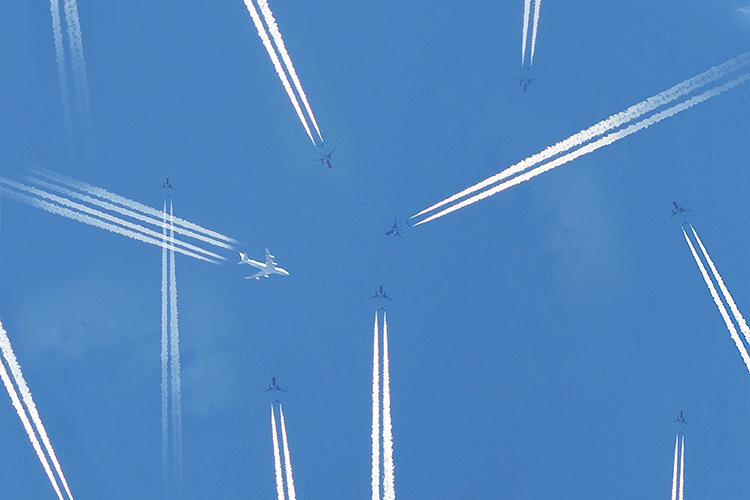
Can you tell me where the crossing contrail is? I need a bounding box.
[48,0,72,141]
[683,227,750,373]
[382,312,395,500]
[690,225,750,346]
[413,52,750,222]
[671,434,679,500]
[242,0,315,144]
[679,435,685,500]
[62,0,91,127]
[160,200,170,491]
[279,405,297,500]
[257,0,323,143]
[0,322,73,499]
[371,312,380,500]
[529,0,541,66]
[521,0,531,66]
[271,406,286,500]
[168,201,183,493]
[415,72,750,225]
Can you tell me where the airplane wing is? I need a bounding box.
[245,270,269,280]
[264,387,272,392]
[277,388,287,392]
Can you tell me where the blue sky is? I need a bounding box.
[0,0,749,498]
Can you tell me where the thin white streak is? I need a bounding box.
[168,200,183,493]
[372,312,380,500]
[62,0,91,126]
[521,0,531,66]
[529,0,541,66]
[678,434,685,500]
[271,406,286,500]
[161,199,170,491]
[671,434,679,500]
[49,0,72,141]
[382,312,395,500]
[279,405,297,500]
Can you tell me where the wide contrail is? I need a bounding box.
[242,0,315,144]
[0,332,64,499]
[529,0,541,66]
[62,0,91,127]
[371,313,380,500]
[160,200,170,491]
[30,168,239,246]
[671,433,679,500]
[382,312,395,500]
[279,405,297,500]
[257,0,323,143]
[49,0,72,141]
[271,406,286,500]
[683,227,750,373]
[415,73,750,225]
[679,435,685,500]
[0,321,73,499]
[690,225,750,346]
[168,200,183,494]
[521,0,531,66]
[413,52,750,222]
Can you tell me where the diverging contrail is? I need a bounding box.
[413,52,750,223]
[242,0,315,144]
[160,200,169,491]
[371,313,380,500]
[679,434,685,500]
[671,434,679,500]
[279,405,297,500]
[521,0,531,66]
[62,0,91,127]
[271,406,286,500]
[49,0,72,141]
[382,312,395,500]
[683,227,750,374]
[257,0,323,143]
[415,72,750,225]
[168,200,184,493]
[529,0,541,66]
[0,319,73,499]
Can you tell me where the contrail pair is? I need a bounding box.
[242,0,323,145]
[682,223,750,374]
[161,198,183,497]
[412,52,750,226]
[270,403,297,500]
[372,311,396,500]
[670,433,685,500]
[0,317,74,499]
[0,168,238,264]
[521,0,542,67]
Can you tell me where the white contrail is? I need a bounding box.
[271,406,286,500]
[691,225,750,346]
[371,312,380,500]
[521,0,531,66]
[242,0,315,144]
[30,167,240,246]
[49,0,72,141]
[168,200,183,493]
[160,199,170,489]
[671,433,679,500]
[279,405,297,500]
[62,0,91,126]
[416,73,750,225]
[529,0,541,66]
[678,434,685,500]
[0,338,64,499]
[382,312,395,500]
[257,0,323,143]
[0,182,219,263]
[413,52,750,220]
[0,322,73,499]
[683,228,750,373]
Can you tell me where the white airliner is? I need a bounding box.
[238,249,290,280]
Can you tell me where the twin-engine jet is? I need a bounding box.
[515,77,538,93]
[160,178,175,190]
[238,249,290,280]
[385,218,405,239]
[315,148,335,169]
[674,409,688,426]
[670,201,690,218]
[264,377,287,395]
[370,286,393,301]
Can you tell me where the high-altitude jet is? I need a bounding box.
[264,377,287,395]
[674,409,689,426]
[385,218,404,239]
[515,77,538,93]
[370,286,393,301]
[238,249,290,280]
[315,147,335,169]
[670,201,690,218]
[160,178,175,190]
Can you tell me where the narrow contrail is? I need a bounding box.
[160,200,170,491]
[678,434,685,500]
[690,225,750,346]
[279,405,297,500]
[413,52,750,221]
[371,312,380,500]
[30,167,239,246]
[62,0,91,126]
[415,73,750,225]
[242,0,315,144]
[521,0,531,66]
[382,312,395,500]
[0,182,219,263]
[529,0,541,66]
[683,228,750,373]
[257,0,323,143]
[271,406,287,500]
[671,433,679,500]
[0,323,73,499]
[0,336,64,499]
[168,200,183,493]
[48,0,72,141]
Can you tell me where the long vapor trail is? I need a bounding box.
[279,405,297,500]
[382,312,395,500]
[415,72,750,225]
[372,313,380,500]
[62,0,91,126]
[690,225,750,346]
[679,435,685,500]
[242,0,315,144]
[413,52,750,222]
[49,0,72,141]
[168,201,183,493]
[671,434,679,500]
[521,0,531,66]
[529,0,541,66]
[271,406,286,500]
[257,0,323,143]
[683,227,750,373]
[0,321,73,499]
[160,200,169,491]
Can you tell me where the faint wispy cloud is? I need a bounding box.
[738,6,750,15]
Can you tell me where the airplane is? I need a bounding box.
[674,409,689,426]
[370,286,393,301]
[160,178,175,190]
[670,201,690,218]
[385,218,404,239]
[515,77,538,93]
[264,377,287,397]
[315,147,335,169]
[238,249,290,280]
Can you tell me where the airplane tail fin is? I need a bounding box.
[238,252,247,264]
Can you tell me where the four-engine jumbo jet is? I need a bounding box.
[674,409,688,426]
[238,249,290,280]
[160,178,175,190]
[670,201,690,218]
[516,77,538,93]
[315,148,335,169]
[264,377,287,395]
[370,286,393,301]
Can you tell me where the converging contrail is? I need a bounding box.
[382,312,395,500]
[160,200,169,491]
[521,0,531,66]
[49,0,72,141]
[371,313,380,500]
[168,201,183,493]
[242,0,315,144]
[683,227,750,374]
[671,434,679,500]
[679,435,685,500]
[257,0,323,143]
[279,405,297,500]
[413,53,750,223]
[271,406,286,500]
[415,72,750,225]
[0,320,73,499]
[529,0,541,66]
